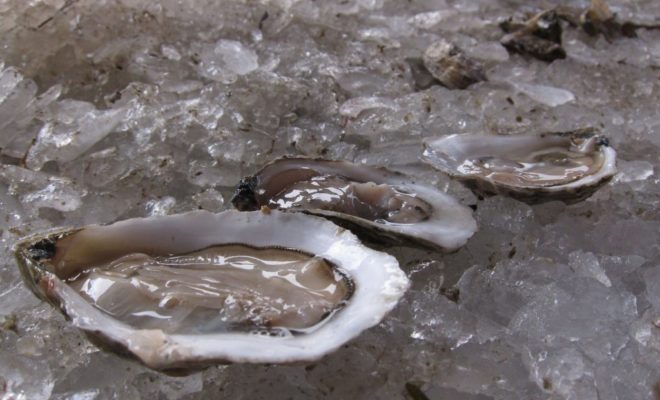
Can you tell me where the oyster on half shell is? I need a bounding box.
[231,158,477,252]
[14,210,408,371]
[422,129,617,204]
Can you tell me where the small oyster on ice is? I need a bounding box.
[14,210,408,371]
[407,40,485,91]
[500,9,566,62]
[422,40,486,90]
[579,0,627,38]
[500,0,660,58]
[231,158,477,251]
[423,129,617,204]
[574,0,660,40]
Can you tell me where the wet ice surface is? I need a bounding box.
[0,0,659,399]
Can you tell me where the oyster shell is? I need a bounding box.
[406,40,486,91]
[422,129,617,204]
[14,210,409,371]
[231,158,477,252]
[499,9,566,62]
[422,40,486,90]
[576,0,654,40]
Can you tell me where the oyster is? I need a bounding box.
[14,210,409,371]
[422,40,486,90]
[422,129,617,204]
[500,0,660,58]
[231,158,477,251]
[499,9,566,62]
[407,40,486,91]
[574,0,659,40]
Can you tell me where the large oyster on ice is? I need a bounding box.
[231,158,477,252]
[423,129,617,204]
[14,210,408,371]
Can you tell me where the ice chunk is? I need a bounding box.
[631,310,660,351]
[192,189,225,212]
[644,267,660,311]
[523,346,593,398]
[137,372,204,400]
[509,278,637,362]
[467,42,510,62]
[407,10,458,30]
[187,159,241,187]
[0,66,26,103]
[476,196,533,235]
[22,181,83,212]
[339,96,397,118]
[511,82,575,107]
[0,282,41,315]
[333,70,394,97]
[0,165,83,213]
[26,101,127,170]
[80,147,130,188]
[161,44,182,61]
[568,251,612,287]
[146,196,177,216]
[0,66,38,147]
[594,354,658,400]
[600,255,646,278]
[198,40,259,83]
[207,130,274,165]
[0,350,53,400]
[208,137,246,163]
[614,160,654,183]
[50,352,142,399]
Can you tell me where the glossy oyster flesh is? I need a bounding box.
[423,129,617,204]
[231,158,477,252]
[14,210,408,371]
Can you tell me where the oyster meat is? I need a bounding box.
[14,210,408,371]
[423,129,617,204]
[231,158,477,251]
[65,244,350,334]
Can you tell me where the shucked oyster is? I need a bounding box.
[423,129,617,204]
[231,158,477,252]
[14,210,408,371]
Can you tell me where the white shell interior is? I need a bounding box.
[40,210,409,369]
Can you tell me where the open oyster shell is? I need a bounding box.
[422,129,617,204]
[14,210,409,371]
[231,158,477,252]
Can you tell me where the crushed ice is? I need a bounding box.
[0,0,659,399]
